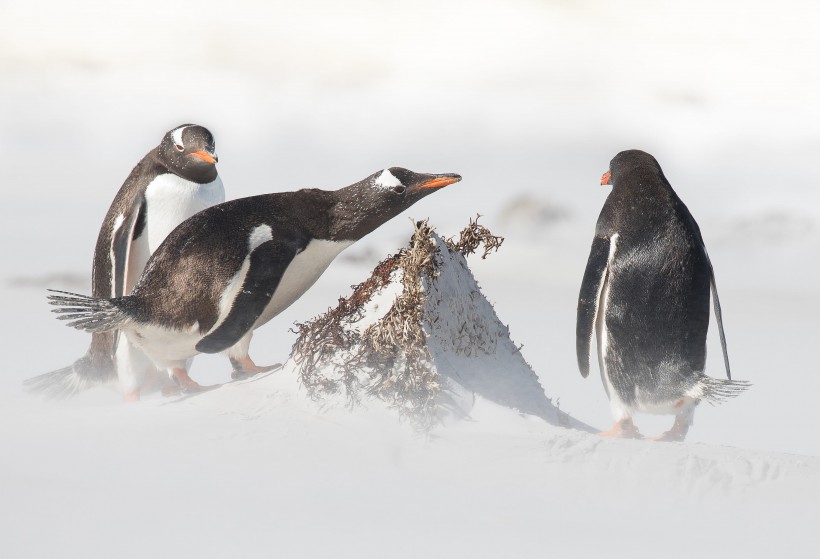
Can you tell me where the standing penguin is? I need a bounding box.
[576,150,749,441]
[47,168,462,393]
[27,124,275,400]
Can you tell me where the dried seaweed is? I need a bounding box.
[445,215,504,259]
[290,217,505,428]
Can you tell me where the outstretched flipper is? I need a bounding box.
[196,240,299,354]
[704,251,732,380]
[576,235,611,378]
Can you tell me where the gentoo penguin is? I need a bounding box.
[47,167,462,393]
[25,124,268,399]
[576,150,749,441]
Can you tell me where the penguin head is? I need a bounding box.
[158,124,219,183]
[367,167,462,214]
[602,149,666,188]
[333,167,462,239]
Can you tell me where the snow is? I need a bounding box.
[2,0,820,557]
[424,234,581,427]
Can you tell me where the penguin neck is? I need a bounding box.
[327,182,406,242]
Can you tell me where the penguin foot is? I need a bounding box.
[169,368,210,394]
[122,390,141,402]
[646,415,691,442]
[647,431,687,443]
[229,356,282,380]
[162,385,182,397]
[598,418,642,439]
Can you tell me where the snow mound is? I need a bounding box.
[290,219,589,430]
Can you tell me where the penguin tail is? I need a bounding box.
[47,289,132,333]
[691,375,751,405]
[23,364,87,399]
[24,339,117,399]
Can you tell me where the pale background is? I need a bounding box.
[1,1,818,557]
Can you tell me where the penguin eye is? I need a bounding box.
[174,143,185,152]
[392,185,406,194]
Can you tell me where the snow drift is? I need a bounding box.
[290,218,590,431]
[4,219,820,559]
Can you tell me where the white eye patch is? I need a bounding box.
[171,125,191,148]
[373,168,403,189]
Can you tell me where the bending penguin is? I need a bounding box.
[27,124,275,400]
[47,168,462,393]
[576,150,749,441]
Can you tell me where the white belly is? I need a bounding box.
[127,322,202,369]
[124,174,224,294]
[143,173,225,253]
[254,239,354,328]
[117,174,225,374]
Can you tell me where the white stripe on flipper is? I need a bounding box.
[206,225,273,338]
[592,233,617,374]
[595,233,631,420]
[212,259,251,332]
[109,213,125,295]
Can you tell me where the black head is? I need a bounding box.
[600,149,667,188]
[331,167,462,240]
[157,124,219,183]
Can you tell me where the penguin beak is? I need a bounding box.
[414,174,462,190]
[600,171,612,186]
[190,150,218,165]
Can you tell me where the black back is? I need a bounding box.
[585,150,713,404]
[125,168,460,339]
[128,190,334,333]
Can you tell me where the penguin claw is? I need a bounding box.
[597,418,643,439]
[168,367,212,394]
[231,363,283,380]
[646,416,691,442]
[162,385,182,398]
[162,381,216,397]
[646,431,686,443]
[229,356,283,380]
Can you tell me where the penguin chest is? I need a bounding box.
[123,174,224,294]
[142,173,225,253]
[255,239,354,328]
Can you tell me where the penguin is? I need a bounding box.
[47,167,462,393]
[26,124,271,399]
[576,150,749,441]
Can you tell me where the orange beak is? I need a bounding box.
[190,150,217,165]
[600,171,611,186]
[417,175,462,189]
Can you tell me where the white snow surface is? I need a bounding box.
[2,1,820,557]
[424,235,581,428]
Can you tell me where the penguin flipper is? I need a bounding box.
[576,236,611,378]
[705,254,731,380]
[111,195,146,298]
[196,240,298,355]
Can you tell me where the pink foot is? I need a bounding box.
[229,356,282,380]
[598,418,643,439]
